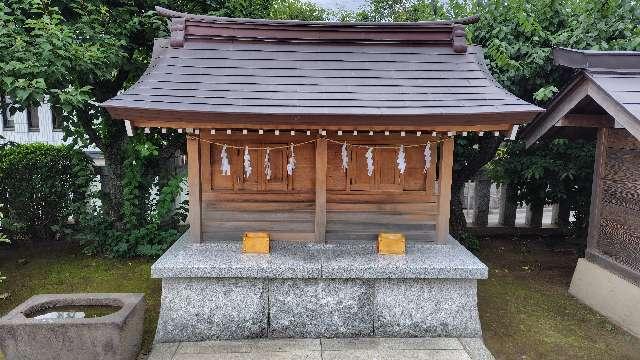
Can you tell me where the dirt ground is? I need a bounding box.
[1,235,639,359]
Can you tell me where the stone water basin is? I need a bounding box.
[0,293,144,360]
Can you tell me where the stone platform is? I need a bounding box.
[147,337,495,360]
[152,232,488,343]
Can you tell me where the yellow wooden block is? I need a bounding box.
[242,232,270,254]
[377,233,406,255]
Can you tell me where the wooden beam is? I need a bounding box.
[586,128,607,252]
[524,78,588,148]
[587,80,640,141]
[131,119,517,133]
[556,114,614,128]
[315,138,327,243]
[187,135,202,243]
[436,138,454,244]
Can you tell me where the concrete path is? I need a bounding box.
[147,337,494,360]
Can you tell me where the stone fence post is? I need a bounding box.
[498,183,517,227]
[472,170,491,227]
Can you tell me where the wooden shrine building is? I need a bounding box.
[102,7,541,342]
[522,48,640,337]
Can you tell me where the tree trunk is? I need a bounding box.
[449,135,503,237]
[450,180,467,237]
[101,145,127,230]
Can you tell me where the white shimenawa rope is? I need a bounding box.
[424,142,432,173]
[264,148,272,180]
[341,142,349,172]
[397,145,407,174]
[243,146,252,178]
[366,147,374,177]
[286,144,296,176]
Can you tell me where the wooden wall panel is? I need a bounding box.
[209,143,234,191]
[291,143,315,192]
[593,128,640,275]
[376,148,402,191]
[327,142,347,191]
[403,146,427,191]
[606,128,640,150]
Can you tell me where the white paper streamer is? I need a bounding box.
[287,144,296,176]
[397,145,407,174]
[220,145,231,176]
[341,142,349,172]
[423,142,432,173]
[264,148,272,180]
[243,146,252,178]
[366,147,374,177]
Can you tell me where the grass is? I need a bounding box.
[1,236,639,359]
[0,242,161,358]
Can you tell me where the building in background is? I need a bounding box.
[0,101,103,166]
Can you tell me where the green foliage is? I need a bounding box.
[80,135,188,258]
[459,232,480,252]
[487,139,595,230]
[269,0,327,20]
[348,0,638,233]
[0,143,94,242]
[0,205,8,284]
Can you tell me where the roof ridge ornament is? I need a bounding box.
[155,6,477,51]
[169,18,185,48]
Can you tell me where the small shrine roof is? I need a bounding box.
[101,7,541,130]
[522,48,640,146]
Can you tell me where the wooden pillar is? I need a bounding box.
[436,138,454,244]
[472,169,491,228]
[187,135,202,243]
[587,128,607,252]
[315,138,327,243]
[498,183,517,227]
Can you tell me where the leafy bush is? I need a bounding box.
[0,143,94,242]
[0,205,8,285]
[79,137,188,258]
[79,174,187,258]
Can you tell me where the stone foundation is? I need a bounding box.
[152,233,487,342]
[570,258,640,338]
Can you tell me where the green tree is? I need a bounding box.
[0,0,327,255]
[348,0,639,235]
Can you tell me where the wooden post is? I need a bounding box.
[436,138,454,244]
[187,135,202,243]
[587,128,607,252]
[315,138,327,243]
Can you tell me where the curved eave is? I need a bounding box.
[103,102,541,131]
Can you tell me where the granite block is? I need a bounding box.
[151,233,322,279]
[321,338,463,351]
[177,339,321,354]
[374,279,482,338]
[152,233,487,280]
[321,349,472,360]
[321,237,488,279]
[269,279,374,338]
[155,278,267,342]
